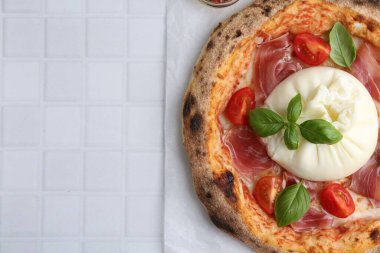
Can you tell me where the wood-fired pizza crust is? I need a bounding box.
[182,0,380,252]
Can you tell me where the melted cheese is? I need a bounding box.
[264,67,378,181]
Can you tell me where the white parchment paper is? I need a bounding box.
[164,0,255,252]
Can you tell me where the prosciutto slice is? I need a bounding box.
[224,127,275,181]
[351,130,380,200]
[352,42,380,101]
[291,207,334,232]
[351,158,380,201]
[253,33,303,105]
[370,198,380,208]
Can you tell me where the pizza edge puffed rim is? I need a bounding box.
[182,0,380,252]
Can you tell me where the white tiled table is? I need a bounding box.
[0,0,165,252]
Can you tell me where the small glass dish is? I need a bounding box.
[199,0,239,7]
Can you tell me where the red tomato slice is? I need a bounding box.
[253,176,283,215]
[320,183,355,218]
[225,87,255,125]
[293,33,331,66]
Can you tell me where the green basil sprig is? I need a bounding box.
[284,123,299,150]
[248,108,285,137]
[274,182,311,227]
[329,22,356,69]
[248,94,343,150]
[299,119,343,144]
[287,93,302,123]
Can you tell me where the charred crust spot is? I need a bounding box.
[210,215,235,234]
[233,30,242,39]
[354,14,365,22]
[206,40,214,51]
[370,229,379,241]
[213,22,222,32]
[217,31,222,37]
[369,0,380,4]
[249,238,261,248]
[225,35,230,41]
[183,93,196,118]
[215,171,236,202]
[263,6,271,16]
[206,192,212,199]
[354,0,379,4]
[190,113,203,133]
[229,45,235,53]
[367,21,376,32]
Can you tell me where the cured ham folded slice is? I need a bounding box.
[351,158,380,201]
[351,130,380,200]
[370,198,380,208]
[224,127,276,181]
[352,42,380,101]
[291,207,334,232]
[253,33,303,105]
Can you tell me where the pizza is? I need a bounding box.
[182,0,380,252]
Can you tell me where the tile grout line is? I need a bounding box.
[122,0,128,250]
[80,1,87,250]
[37,2,47,250]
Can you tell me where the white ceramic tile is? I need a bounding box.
[85,151,123,191]
[126,195,162,237]
[43,196,82,236]
[46,0,83,13]
[42,242,80,253]
[3,18,43,57]
[0,241,38,253]
[84,241,122,253]
[125,241,162,253]
[87,18,125,57]
[0,196,39,236]
[45,61,83,101]
[126,106,163,148]
[128,62,164,101]
[87,0,124,13]
[2,151,40,191]
[44,151,83,191]
[3,62,40,101]
[129,18,165,58]
[44,107,81,146]
[84,196,123,236]
[126,152,163,192]
[46,19,84,57]
[3,107,40,147]
[129,0,166,14]
[86,106,123,146]
[3,0,42,13]
[87,62,124,101]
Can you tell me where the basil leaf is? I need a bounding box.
[274,182,310,227]
[248,108,285,137]
[329,22,356,68]
[284,124,299,150]
[299,119,343,144]
[287,93,302,123]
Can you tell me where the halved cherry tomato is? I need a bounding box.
[253,176,283,215]
[320,183,355,218]
[293,33,331,66]
[225,87,255,125]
